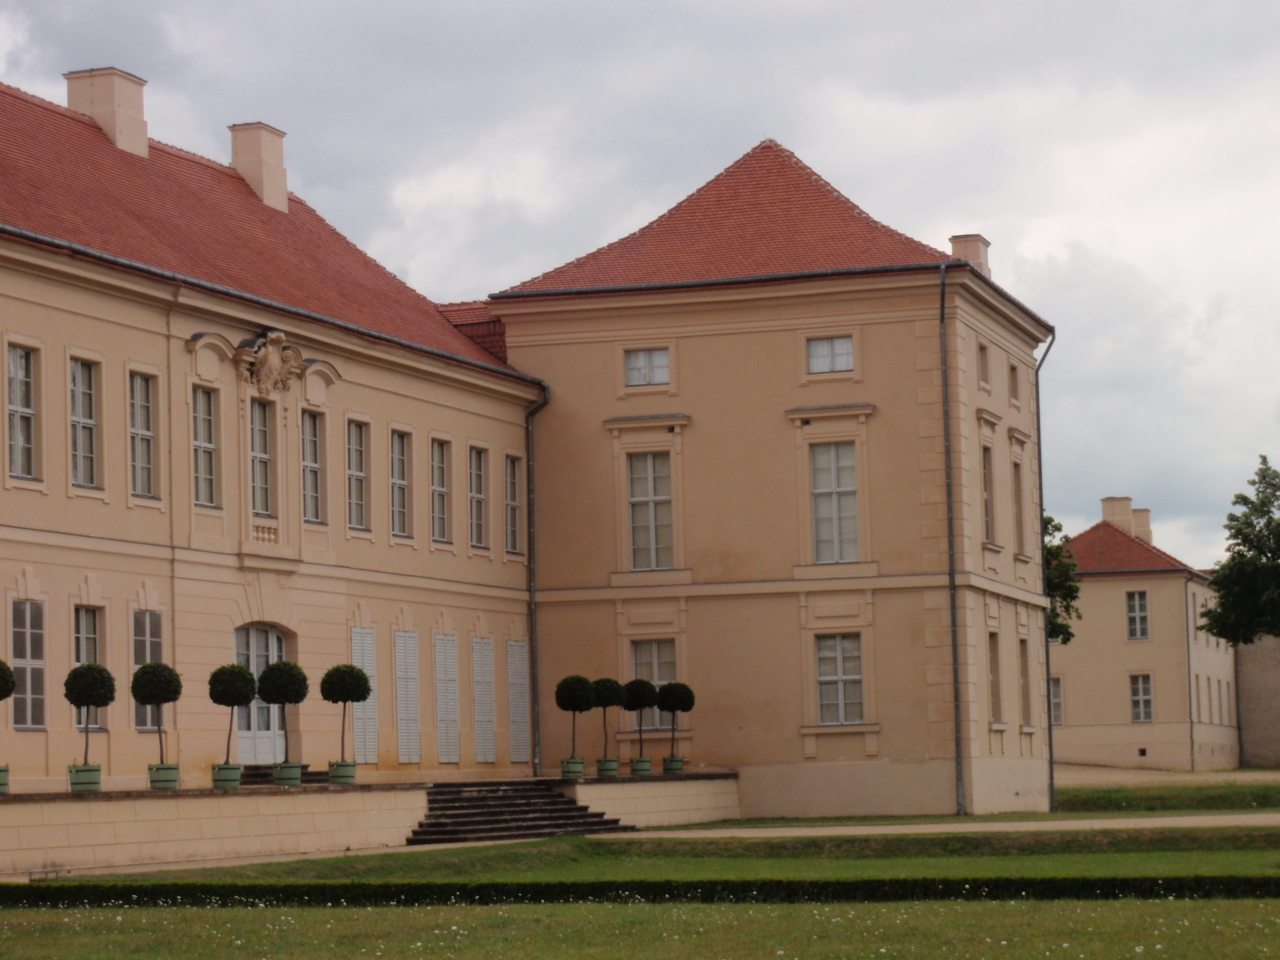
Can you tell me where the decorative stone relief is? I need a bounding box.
[234,330,306,398]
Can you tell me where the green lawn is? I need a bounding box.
[1056,784,1280,812]
[4,900,1280,958]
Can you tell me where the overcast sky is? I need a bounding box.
[2,1,1277,567]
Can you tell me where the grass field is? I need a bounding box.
[1056,784,1280,812]
[4,900,1280,958]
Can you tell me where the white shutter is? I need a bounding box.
[434,635,460,763]
[351,627,378,765]
[395,630,421,764]
[507,641,530,763]
[472,638,496,763]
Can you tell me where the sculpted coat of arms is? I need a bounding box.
[234,331,307,397]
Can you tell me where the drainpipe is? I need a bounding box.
[1035,330,1056,810]
[939,264,966,816]
[1184,574,1197,772]
[525,386,550,776]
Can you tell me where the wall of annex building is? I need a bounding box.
[1237,635,1280,768]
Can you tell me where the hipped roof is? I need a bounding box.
[1067,521,1208,580]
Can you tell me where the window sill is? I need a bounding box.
[1014,552,1034,563]
[800,722,880,736]
[71,484,108,501]
[13,726,46,732]
[616,728,690,740]
[304,519,329,527]
[610,569,693,587]
[346,528,375,542]
[793,561,878,580]
[1126,637,1152,643]
[989,721,1009,731]
[194,503,222,512]
[7,475,47,493]
[1020,725,1037,734]
[983,541,1004,553]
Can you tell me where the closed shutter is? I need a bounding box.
[351,627,378,764]
[507,641,531,763]
[472,637,496,763]
[434,635,460,763]
[395,630,421,764]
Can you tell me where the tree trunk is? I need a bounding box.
[157,712,165,766]
[225,707,234,766]
[341,701,348,763]
[82,716,90,767]
[571,711,577,759]
[281,705,289,764]
[670,710,677,759]
[601,707,609,759]
[637,711,644,758]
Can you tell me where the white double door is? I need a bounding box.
[236,625,287,764]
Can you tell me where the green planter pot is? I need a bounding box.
[0,765,9,795]
[273,762,303,787]
[148,764,179,790]
[595,758,619,779]
[328,761,356,785]
[69,764,101,793]
[211,764,243,790]
[663,757,685,776]
[560,758,585,778]
[627,757,652,777]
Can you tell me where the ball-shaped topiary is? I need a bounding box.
[320,664,371,764]
[64,663,116,766]
[209,664,257,766]
[655,682,695,759]
[554,675,595,759]
[622,678,658,758]
[592,678,625,760]
[0,659,14,703]
[131,663,183,765]
[256,661,308,763]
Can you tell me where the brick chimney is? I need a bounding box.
[950,234,991,278]
[230,122,288,212]
[64,67,148,158]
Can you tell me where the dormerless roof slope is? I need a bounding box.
[504,139,952,294]
[0,80,503,368]
[1067,521,1208,579]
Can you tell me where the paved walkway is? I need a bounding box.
[1055,763,1280,788]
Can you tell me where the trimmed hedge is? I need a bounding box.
[12,876,1280,907]
[1057,785,1280,812]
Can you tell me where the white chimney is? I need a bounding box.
[64,67,148,158]
[1132,508,1153,544]
[230,122,288,212]
[1101,496,1134,535]
[950,234,991,278]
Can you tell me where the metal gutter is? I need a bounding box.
[1184,574,1197,772]
[939,263,965,816]
[1036,330,1057,810]
[525,389,551,776]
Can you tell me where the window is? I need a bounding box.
[632,639,676,729]
[133,610,163,730]
[817,633,863,724]
[978,342,991,385]
[811,442,857,563]
[988,632,1003,722]
[391,430,411,537]
[74,606,101,729]
[192,387,217,507]
[1130,673,1153,723]
[7,345,36,479]
[1018,638,1032,726]
[1009,362,1020,403]
[1049,676,1063,726]
[807,336,854,374]
[505,455,521,554]
[981,445,996,543]
[1012,461,1026,555]
[1127,591,1149,639]
[624,348,670,387]
[129,372,156,497]
[469,447,488,547]
[11,600,45,728]
[431,439,450,542]
[628,452,673,570]
[69,358,98,487]
[250,399,272,516]
[347,420,368,530]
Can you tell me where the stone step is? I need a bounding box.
[409,778,634,844]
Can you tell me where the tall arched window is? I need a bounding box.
[235,624,286,764]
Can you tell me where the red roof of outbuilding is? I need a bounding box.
[1066,521,1206,579]
[504,139,951,294]
[0,80,504,368]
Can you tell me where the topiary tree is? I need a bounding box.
[554,675,595,759]
[320,663,371,764]
[208,664,257,766]
[64,664,116,766]
[592,678,625,759]
[656,681,695,760]
[130,663,183,765]
[622,678,658,758]
[0,659,14,705]
[257,661,309,764]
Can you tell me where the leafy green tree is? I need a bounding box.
[208,664,256,766]
[591,678,625,759]
[1044,514,1082,644]
[554,675,595,759]
[320,664,372,763]
[257,661,309,764]
[1203,456,1280,645]
[131,663,183,764]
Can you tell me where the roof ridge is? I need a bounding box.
[1072,519,1199,572]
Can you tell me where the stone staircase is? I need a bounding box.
[241,763,330,786]
[407,779,633,845]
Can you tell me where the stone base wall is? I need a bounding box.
[560,774,740,827]
[1239,637,1280,768]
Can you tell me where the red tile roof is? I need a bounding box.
[505,139,951,294]
[1066,521,1205,578]
[0,80,505,369]
[438,301,506,363]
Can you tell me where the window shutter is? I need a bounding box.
[434,635,460,763]
[351,627,378,765]
[472,638,496,763]
[395,631,421,764]
[507,641,530,763]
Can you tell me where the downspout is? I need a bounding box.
[1184,574,1196,772]
[525,385,550,776]
[939,264,965,816]
[1035,330,1057,810]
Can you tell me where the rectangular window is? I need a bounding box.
[347,420,369,530]
[1130,673,1153,723]
[301,410,323,523]
[1009,362,1020,403]
[133,610,163,730]
[192,387,217,507]
[469,447,488,548]
[250,399,272,515]
[7,345,36,479]
[807,336,854,374]
[505,455,521,554]
[1012,461,1026,555]
[74,606,101,729]
[1127,591,1149,639]
[982,445,996,543]
[391,430,411,537]
[811,442,857,564]
[816,633,863,725]
[431,439,450,542]
[11,599,45,728]
[128,372,156,497]
[978,342,991,384]
[1049,676,1063,726]
[624,348,670,387]
[1019,638,1032,726]
[629,451,673,570]
[988,632,1003,722]
[69,358,98,487]
[632,639,676,729]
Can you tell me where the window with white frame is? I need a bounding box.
[69,358,98,487]
[807,336,854,374]
[817,633,863,724]
[981,445,996,543]
[1018,638,1032,726]
[250,399,272,515]
[192,387,217,507]
[74,605,101,729]
[391,430,411,537]
[347,420,369,530]
[988,632,1003,722]
[628,451,673,570]
[7,345,36,479]
[624,348,670,387]
[129,372,156,498]
[431,439,450,542]
[469,447,488,548]
[632,638,676,729]
[11,599,45,728]
[1130,673,1153,722]
[133,610,163,730]
[1049,676,1063,726]
[811,442,857,563]
[1127,591,1149,639]
[505,455,521,554]
[301,410,323,522]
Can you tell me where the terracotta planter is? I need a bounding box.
[595,758,619,779]
[212,764,243,790]
[560,758,585,778]
[69,764,101,793]
[662,757,685,775]
[328,761,356,785]
[273,762,303,787]
[627,757,652,777]
[148,764,179,790]
[0,765,8,795]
